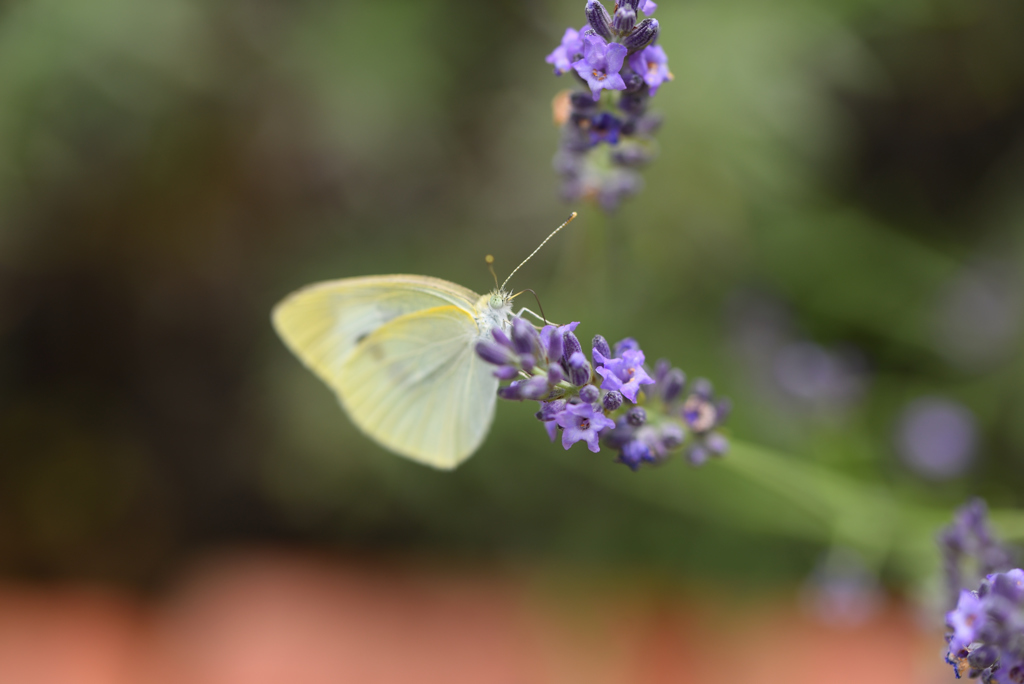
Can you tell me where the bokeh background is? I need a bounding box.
[1,0,1023,680]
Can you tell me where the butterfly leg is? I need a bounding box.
[514,307,556,327]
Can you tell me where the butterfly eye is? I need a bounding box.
[489,294,504,309]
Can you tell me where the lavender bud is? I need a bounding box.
[715,398,732,423]
[585,0,614,40]
[620,0,640,10]
[567,351,591,386]
[692,377,714,400]
[654,359,671,384]
[612,6,636,32]
[592,334,612,364]
[620,439,651,469]
[491,327,512,348]
[686,445,709,466]
[570,92,598,110]
[618,92,647,116]
[548,364,565,385]
[519,353,535,372]
[562,331,583,365]
[705,432,729,456]
[542,326,564,361]
[662,368,686,403]
[498,381,525,401]
[579,384,600,404]
[659,423,684,450]
[512,317,540,355]
[623,18,658,51]
[603,390,623,411]
[521,375,551,400]
[618,66,643,91]
[476,340,513,366]
[537,399,567,421]
[494,365,520,380]
[627,406,646,426]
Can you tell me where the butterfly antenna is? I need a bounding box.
[485,254,500,290]
[500,212,577,292]
[511,288,548,325]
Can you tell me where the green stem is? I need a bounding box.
[556,437,1024,582]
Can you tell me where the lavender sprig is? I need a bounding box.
[939,500,1024,683]
[476,316,730,470]
[545,0,670,211]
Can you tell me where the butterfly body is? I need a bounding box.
[272,274,514,470]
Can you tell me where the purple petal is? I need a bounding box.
[582,34,608,66]
[544,420,559,442]
[604,73,627,92]
[604,42,627,75]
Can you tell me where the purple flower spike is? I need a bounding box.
[573,35,628,101]
[545,27,584,75]
[595,349,655,402]
[557,403,615,452]
[628,45,673,96]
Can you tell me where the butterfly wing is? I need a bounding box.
[272,275,483,391]
[336,305,497,469]
[271,275,498,469]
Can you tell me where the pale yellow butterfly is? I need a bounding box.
[271,213,576,470]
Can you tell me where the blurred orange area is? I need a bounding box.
[0,550,949,684]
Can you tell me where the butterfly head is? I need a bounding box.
[478,288,513,334]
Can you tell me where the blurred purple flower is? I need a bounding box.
[895,397,977,480]
[628,45,672,95]
[545,27,584,75]
[773,341,866,406]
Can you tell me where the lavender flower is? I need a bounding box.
[944,569,1024,683]
[557,402,615,452]
[595,348,654,402]
[938,499,1024,683]
[627,45,673,95]
[895,397,977,480]
[545,0,671,211]
[573,36,628,101]
[545,27,584,75]
[475,315,731,471]
[940,499,1017,610]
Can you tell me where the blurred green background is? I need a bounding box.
[1,0,1023,594]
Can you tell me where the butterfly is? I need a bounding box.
[271,213,575,470]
